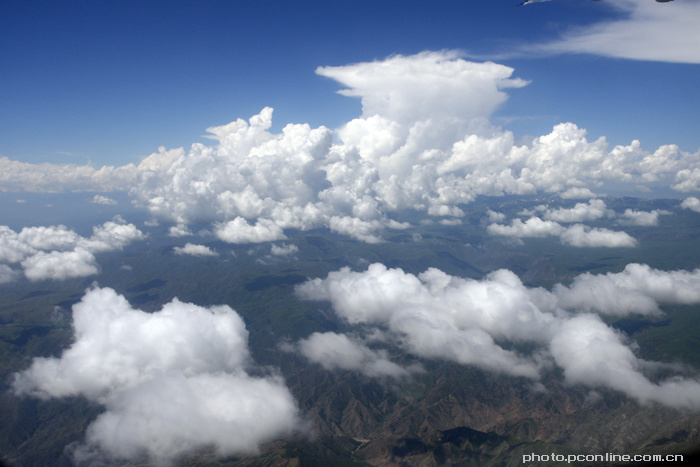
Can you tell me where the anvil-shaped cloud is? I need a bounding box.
[2,52,699,244]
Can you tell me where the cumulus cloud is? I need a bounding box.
[0,264,17,283]
[619,208,671,226]
[559,224,637,248]
[270,243,299,256]
[487,217,565,238]
[554,263,700,316]
[168,223,193,237]
[17,225,81,250]
[298,332,418,378]
[91,194,118,205]
[78,220,146,253]
[541,199,613,223]
[296,263,700,408]
[560,187,598,199]
[551,313,700,409]
[529,0,700,64]
[21,248,99,281]
[4,52,699,244]
[316,51,528,128]
[0,226,40,263]
[486,210,507,223]
[488,216,637,248]
[297,264,548,379]
[215,217,287,244]
[673,168,700,192]
[13,287,302,464]
[173,243,218,257]
[0,157,138,193]
[681,196,700,213]
[0,219,145,281]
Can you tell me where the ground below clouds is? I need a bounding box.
[1,196,700,466]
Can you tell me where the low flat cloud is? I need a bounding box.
[13,287,302,464]
[295,263,700,409]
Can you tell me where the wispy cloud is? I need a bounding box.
[526,0,700,64]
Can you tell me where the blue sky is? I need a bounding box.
[1,0,698,167]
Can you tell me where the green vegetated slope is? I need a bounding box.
[1,196,699,466]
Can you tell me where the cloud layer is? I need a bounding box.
[13,287,301,464]
[0,219,145,281]
[2,52,699,244]
[296,262,700,409]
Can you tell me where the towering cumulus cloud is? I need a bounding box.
[4,52,699,242]
[13,287,301,464]
[128,51,698,243]
[296,263,700,409]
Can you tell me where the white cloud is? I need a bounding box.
[79,220,146,253]
[560,187,598,199]
[298,332,417,378]
[0,226,38,263]
[551,313,700,409]
[13,287,302,464]
[296,264,547,378]
[317,51,528,129]
[486,210,507,223]
[619,208,671,226]
[328,216,384,243]
[681,196,700,213]
[173,243,218,257]
[488,216,637,248]
[296,263,700,408]
[0,220,145,281]
[17,225,80,251]
[559,224,637,248]
[92,194,118,205]
[168,223,193,237]
[487,217,565,238]
[0,156,138,193]
[0,264,17,283]
[270,243,299,256]
[3,52,699,245]
[215,217,287,244]
[554,263,700,316]
[530,0,700,64]
[542,199,613,223]
[674,169,700,192]
[21,248,98,281]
